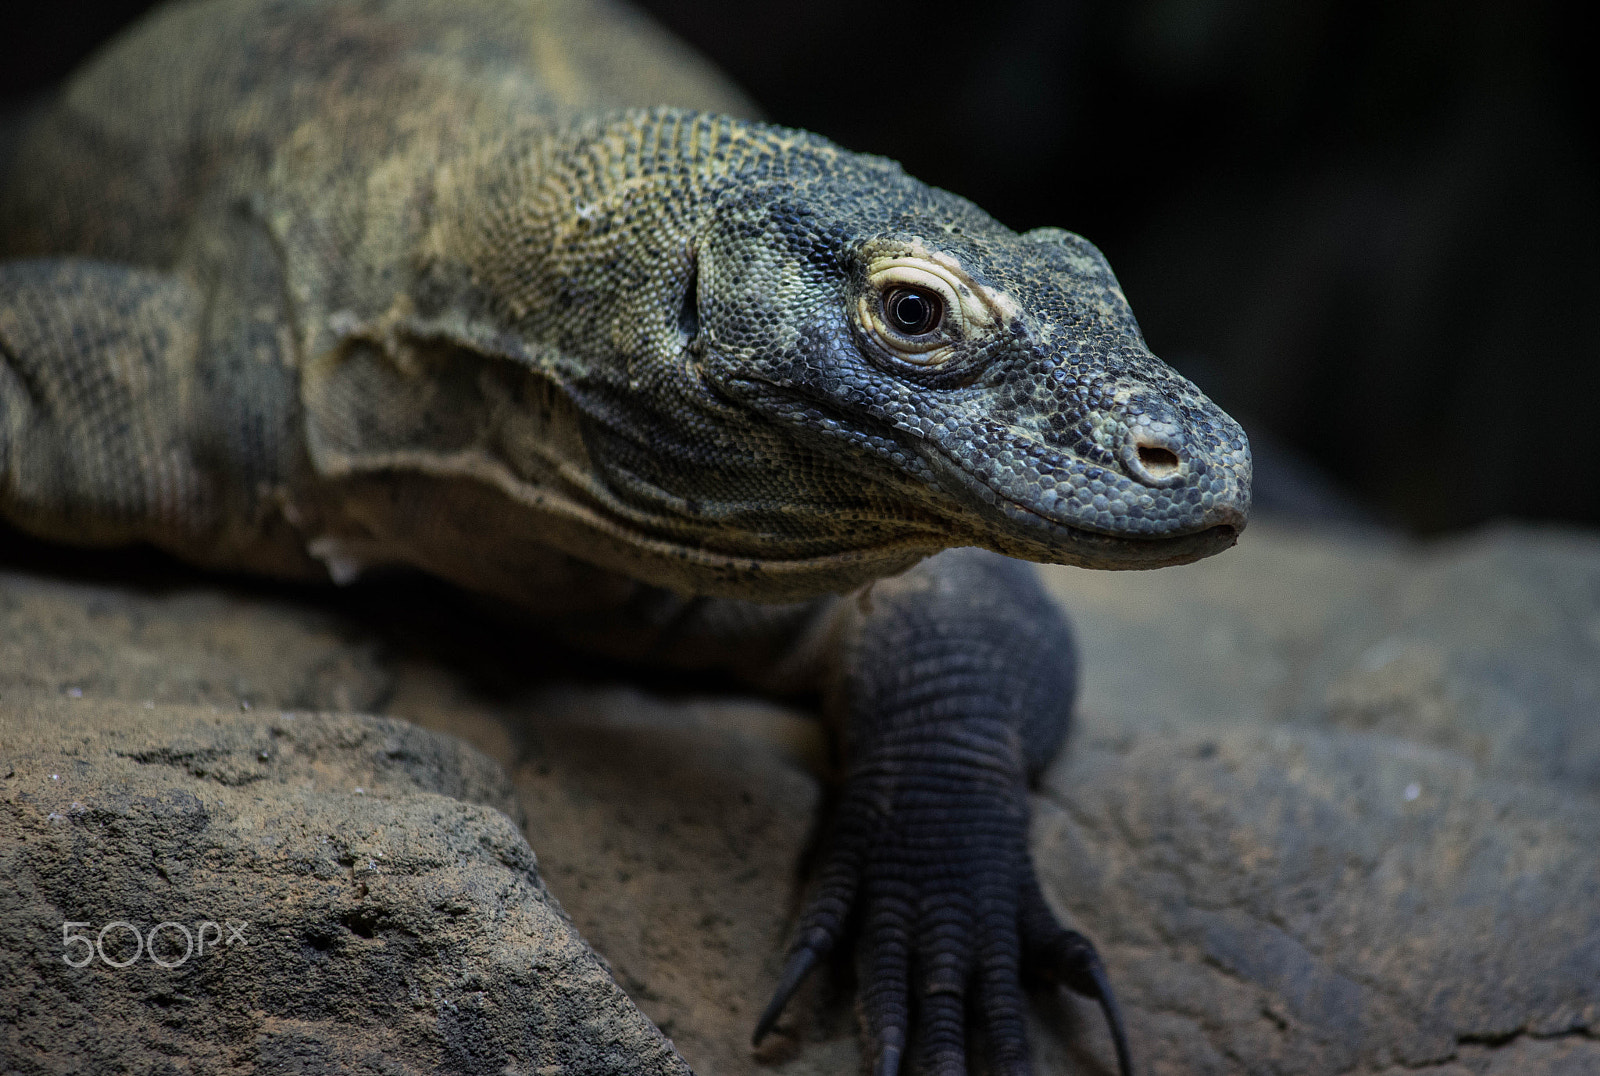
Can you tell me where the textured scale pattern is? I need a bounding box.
[0,1,1251,1073]
[754,553,1134,1075]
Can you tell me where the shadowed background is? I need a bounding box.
[5,0,1595,533]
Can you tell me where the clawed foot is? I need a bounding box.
[1018,899,1132,1076]
[752,772,1132,1076]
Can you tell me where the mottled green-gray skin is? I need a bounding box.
[0,1,1250,1073]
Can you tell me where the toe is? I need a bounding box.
[752,815,867,1045]
[1019,871,1132,1076]
[859,882,915,1076]
[914,985,967,1076]
[914,894,973,1076]
[975,924,1030,1075]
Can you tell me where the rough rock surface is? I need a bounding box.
[0,699,689,1076]
[2,521,1598,1075]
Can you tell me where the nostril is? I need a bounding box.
[1136,443,1181,478]
[1121,421,1188,487]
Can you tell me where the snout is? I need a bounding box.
[1104,388,1253,533]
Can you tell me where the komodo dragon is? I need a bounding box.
[0,0,1251,1072]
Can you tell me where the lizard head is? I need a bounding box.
[439,112,1250,597]
[690,135,1252,574]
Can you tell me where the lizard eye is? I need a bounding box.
[859,257,991,365]
[882,286,943,337]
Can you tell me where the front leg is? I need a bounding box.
[0,256,314,579]
[756,548,1131,1076]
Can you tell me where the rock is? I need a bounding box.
[1043,522,1600,792]
[1038,523,1600,1074]
[1030,722,1600,1075]
[489,688,840,1076]
[0,699,689,1076]
[0,562,392,713]
[2,521,1597,1074]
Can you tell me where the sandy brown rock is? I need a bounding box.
[1032,723,1600,1074]
[1037,523,1600,1074]
[0,566,393,713]
[2,521,1598,1074]
[1047,523,1600,792]
[0,699,689,1076]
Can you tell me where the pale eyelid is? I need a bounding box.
[861,260,985,364]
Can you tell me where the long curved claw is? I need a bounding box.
[1020,876,1133,1076]
[753,795,866,1047]
[752,943,822,1045]
[1054,930,1133,1076]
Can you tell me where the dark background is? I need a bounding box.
[4,0,1596,534]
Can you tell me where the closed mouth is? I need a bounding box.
[921,441,1246,567]
[724,376,1246,566]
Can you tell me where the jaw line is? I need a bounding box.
[920,442,1244,569]
[720,377,1242,568]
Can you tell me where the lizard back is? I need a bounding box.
[0,0,756,267]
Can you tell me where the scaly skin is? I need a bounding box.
[0,1,1251,1072]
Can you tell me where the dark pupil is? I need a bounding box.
[886,288,940,335]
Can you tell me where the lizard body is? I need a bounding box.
[0,1,1251,1072]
